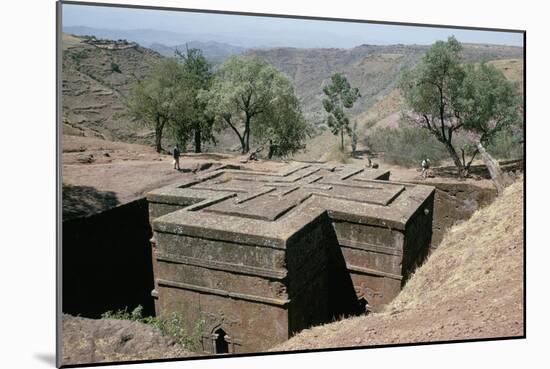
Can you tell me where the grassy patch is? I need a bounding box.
[368,124,449,167]
[368,121,522,167]
[325,145,352,164]
[102,305,204,351]
[486,130,523,160]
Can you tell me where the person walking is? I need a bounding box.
[173,146,180,170]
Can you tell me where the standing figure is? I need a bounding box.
[173,146,180,170]
[421,157,431,179]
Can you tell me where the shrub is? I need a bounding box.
[111,62,122,73]
[368,123,449,167]
[326,145,352,164]
[101,305,205,350]
[110,62,121,73]
[486,130,523,159]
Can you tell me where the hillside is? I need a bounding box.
[149,41,245,64]
[62,33,163,144]
[247,43,523,127]
[62,33,523,156]
[355,57,524,133]
[488,58,524,95]
[273,179,524,351]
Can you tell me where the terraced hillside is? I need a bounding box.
[62,34,162,144]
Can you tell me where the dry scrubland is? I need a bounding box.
[62,314,195,365]
[274,179,524,351]
[299,57,523,163]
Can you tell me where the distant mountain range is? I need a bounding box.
[64,26,247,63]
[148,42,245,64]
[61,24,379,50]
[64,26,207,46]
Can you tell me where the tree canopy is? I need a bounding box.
[399,36,521,176]
[322,73,361,150]
[458,62,521,143]
[255,90,313,158]
[206,56,311,156]
[125,58,186,153]
[125,48,217,153]
[172,47,215,153]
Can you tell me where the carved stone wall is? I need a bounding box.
[147,164,435,353]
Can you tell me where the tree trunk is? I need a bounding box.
[477,142,513,195]
[443,141,466,177]
[268,139,274,159]
[154,117,164,154]
[155,133,162,153]
[239,137,246,154]
[223,115,246,154]
[244,116,251,154]
[340,129,344,151]
[194,129,201,153]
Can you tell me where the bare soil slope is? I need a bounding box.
[488,58,524,95]
[273,179,524,351]
[62,314,195,365]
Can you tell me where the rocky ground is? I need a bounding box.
[61,314,196,365]
[62,135,288,219]
[273,178,524,351]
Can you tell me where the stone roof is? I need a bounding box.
[148,163,435,247]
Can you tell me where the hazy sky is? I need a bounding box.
[62,3,524,48]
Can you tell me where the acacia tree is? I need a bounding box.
[205,56,309,154]
[322,73,361,150]
[125,58,185,153]
[399,36,520,177]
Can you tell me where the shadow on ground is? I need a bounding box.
[63,184,120,220]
